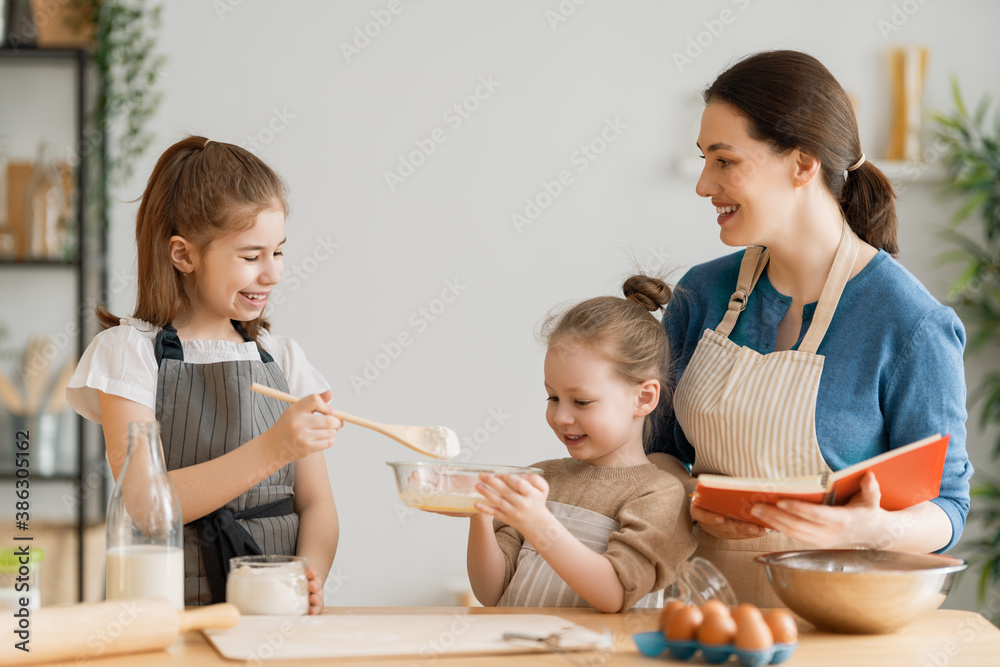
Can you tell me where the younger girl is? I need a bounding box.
[464,275,697,612]
[68,136,340,613]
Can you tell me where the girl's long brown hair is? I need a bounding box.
[98,136,288,340]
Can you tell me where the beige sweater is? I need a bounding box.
[494,458,697,610]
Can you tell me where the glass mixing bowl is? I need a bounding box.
[386,461,543,514]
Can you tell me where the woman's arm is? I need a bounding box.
[98,389,340,523]
[294,451,338,614]
[476,474,625,613]
[647,452,766,540]
[466,514,507,606]
[751,472,953,551]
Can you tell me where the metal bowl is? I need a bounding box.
[756,549,966,634]
[386,461,543,514]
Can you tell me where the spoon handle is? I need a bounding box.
[249,382,368,428]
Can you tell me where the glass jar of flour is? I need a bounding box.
[226,555,309,616]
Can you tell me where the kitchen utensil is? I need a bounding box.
[387,460,544,513]
[23,336,49,415]
[204,613,608,661]
[0,368,24,414]
[250,382,460,459]
[43,357,75,413]
[756,549,966,634]
[502,627,614,653]
[0,599,239,665]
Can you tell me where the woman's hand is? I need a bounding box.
[305,566,324,615]
[750,472,885,548]
[266,391,342,465]
[475,473,551,538]
[691,504,767,539]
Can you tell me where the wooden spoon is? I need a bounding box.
[250,382,460,460]
[0,369,24,415]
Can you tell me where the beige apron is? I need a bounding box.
[497,501,660,609]
[673,224,860,607]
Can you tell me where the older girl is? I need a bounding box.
[68,136,341,613]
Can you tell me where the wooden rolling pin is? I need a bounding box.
[0,599,239,665]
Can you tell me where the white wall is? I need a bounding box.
[95,0,1000,610]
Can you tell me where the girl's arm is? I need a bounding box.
[293,451,338,615]
[476,474,625,613]
[98,390,340,523]
[466,513,507,606]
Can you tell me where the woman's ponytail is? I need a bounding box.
[840,160,898,254]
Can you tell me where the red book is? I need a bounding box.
[691,434,950,527]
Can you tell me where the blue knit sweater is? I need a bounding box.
[653,249,973,552]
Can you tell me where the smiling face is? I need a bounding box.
[695,102,800,248]
[186,206,286,328]
[543,340,654,467]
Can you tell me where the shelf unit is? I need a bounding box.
[0,47,108,602]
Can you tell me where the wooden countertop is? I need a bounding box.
[81,606,1000,666]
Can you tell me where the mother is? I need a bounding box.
[649,50,973,606]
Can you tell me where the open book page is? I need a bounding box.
[825,434,949,508]
[691,434,949,526]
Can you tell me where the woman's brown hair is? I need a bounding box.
[98,136,288,340]
[541,275,673,448]
[705,50,898,253]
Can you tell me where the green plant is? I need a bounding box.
[934,78,1000,618]
[65,0,164,244]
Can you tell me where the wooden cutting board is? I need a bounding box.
[203,613,608,661]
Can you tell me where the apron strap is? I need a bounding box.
[715,247,769,338]
[232,320,276,363]
[153,321,275,366]
[154,324,185,364]
[189,495,295,604]
[798,224,860,354]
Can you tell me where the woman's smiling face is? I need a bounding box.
[695,102,799,248]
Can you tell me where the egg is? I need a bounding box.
[659,599,686,634]
[735,610,774,651]
[697,609,737,645]
[665,605,704,641]
[764,609,799,644]
[699,599,731,619]
[731,602,761,626]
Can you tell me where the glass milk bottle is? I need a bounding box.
[105,421,184,609]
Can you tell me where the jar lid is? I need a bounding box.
[0,547,45,572]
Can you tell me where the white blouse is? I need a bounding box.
[67,317,330,424]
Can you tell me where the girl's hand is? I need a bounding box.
[691,504,767,539]
[267,390,342,465]
[749,472,884,548]
[305,566,324,615]
[475,473,551,537]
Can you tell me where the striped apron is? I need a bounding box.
[673,224,860,607]
[154,322,299,606]
[497,501,660,609]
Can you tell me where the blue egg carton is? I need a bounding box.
[633,631,797,665]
